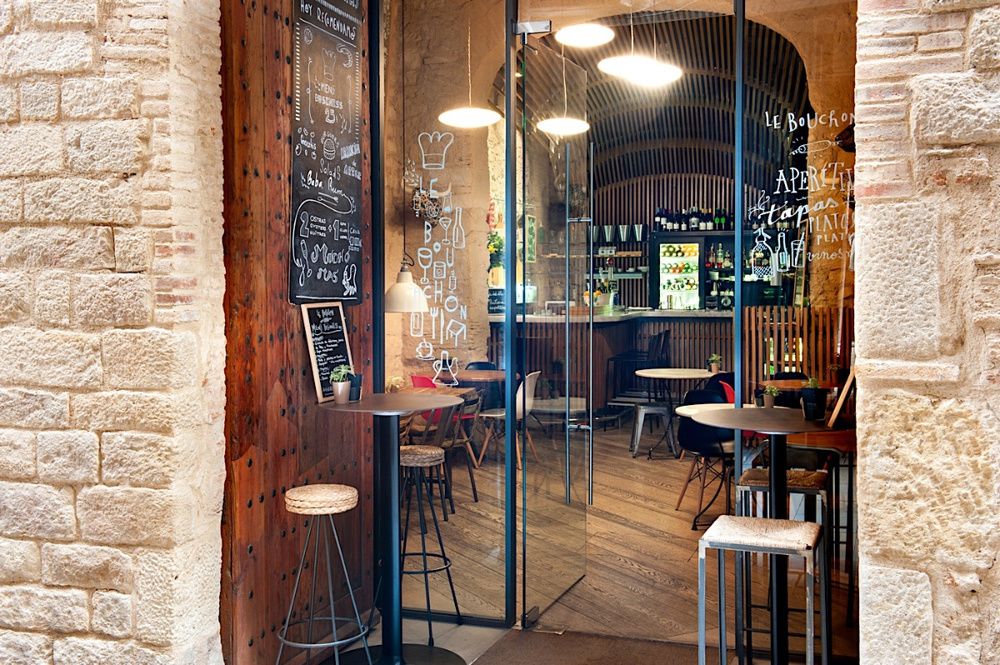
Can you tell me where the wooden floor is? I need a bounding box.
[401,419,859,659]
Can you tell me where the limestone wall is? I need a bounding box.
[853,1,1000,663]
[0,1,225,663]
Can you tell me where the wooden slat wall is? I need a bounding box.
[742,306,855,401]
[220,2,374,664]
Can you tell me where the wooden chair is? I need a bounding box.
[477,371,541,469]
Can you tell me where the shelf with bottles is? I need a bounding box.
[653,207,736,234]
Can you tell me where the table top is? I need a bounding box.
[787,428,857,454]
[761,379,837,391]
[401,385,478,400]
[635,367,714,381]
[455,369,507,383]
[320,392,463,416]
[691,407,827,435]
[675,403,765,417]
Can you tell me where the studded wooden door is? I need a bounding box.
[220,1,375,663]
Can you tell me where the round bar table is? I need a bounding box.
[691,407,825,665]
[634,367,714,458]
[324,393,465,665]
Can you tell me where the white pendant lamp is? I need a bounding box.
[439,25,502,129]
[597,15,682,89]
[554,23,615,48]
[384,264,428,313]
[538,45,590,138]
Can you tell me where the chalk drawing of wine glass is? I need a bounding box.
[438,216,452,245]
[416,248,433,284]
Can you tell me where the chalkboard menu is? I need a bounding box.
[289,0,364,305]
[301,303,355,403]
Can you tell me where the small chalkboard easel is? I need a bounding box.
[301,302,354,403]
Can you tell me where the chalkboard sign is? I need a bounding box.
[301,302,355,403]
[289,0,364,305]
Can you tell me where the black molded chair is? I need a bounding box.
[675,389,734,530]
[705,372,735,402]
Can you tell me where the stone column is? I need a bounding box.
[854,1,1000,663]
[0,1,225,663]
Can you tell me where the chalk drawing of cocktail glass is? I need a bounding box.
[438,216,453,245]
[416,247,433,284]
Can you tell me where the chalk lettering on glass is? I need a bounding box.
[445,319,467,345]
[416,339,434,360]
[451,208,465,248]
[432,351,459,386]
[410,312,424,337]
[416,247,433,284]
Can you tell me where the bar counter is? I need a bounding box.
[488,309,734,408]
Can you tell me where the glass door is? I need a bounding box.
[515,32,592,627]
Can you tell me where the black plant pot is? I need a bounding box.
[800,387,829,421]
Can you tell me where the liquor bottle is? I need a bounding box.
[706,244,715,270]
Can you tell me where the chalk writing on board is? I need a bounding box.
[290,0,364,304]
[301,302,354,403]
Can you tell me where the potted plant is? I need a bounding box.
[707,353,722,374]
[762,385,781,408]
[330,364,353,404]
[800,377,830,421]
[486,231,504,288]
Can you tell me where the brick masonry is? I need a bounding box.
[0,1,225,664]
[854,0,1000,663]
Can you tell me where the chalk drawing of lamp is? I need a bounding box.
[418,131,454,170]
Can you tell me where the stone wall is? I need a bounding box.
[854,0,1000,663]
[0,1,225,664]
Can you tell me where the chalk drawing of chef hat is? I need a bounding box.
[418,132,454,170]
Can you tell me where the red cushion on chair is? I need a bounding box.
[720,381,736,404]
[411,375,437,388]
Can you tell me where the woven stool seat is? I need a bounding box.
[285,484,358,515]
[702,515,821,556]
[738,468,828,492]
[400,445,445,468]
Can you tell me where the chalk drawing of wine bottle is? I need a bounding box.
[452,208,466,248]
[776,232,790,273]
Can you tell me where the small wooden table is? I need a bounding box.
[324,393,465,665]
[760,379,836,391]
[401,385,478,402]
[632,367,715,457]
[691,407,826,665]
[454,369,506,384]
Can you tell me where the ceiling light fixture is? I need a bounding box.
[538,45,590,138]
[597,14,682,89]
[439,24,502,129]
[554,23,615,48]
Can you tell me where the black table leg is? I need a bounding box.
[768,434,789,665]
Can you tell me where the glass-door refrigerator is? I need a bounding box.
[649,233,704,310]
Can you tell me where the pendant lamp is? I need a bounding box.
[597,15,682,89]
[554,22,614,48]
[538,45,590,138]
[439,24,502,129]
[384,210,429,313]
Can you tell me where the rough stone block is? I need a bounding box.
[24,177,138,225]
[0,179,21,222]
[0,482,75,540]
[102,329,197,389]
[28,0,98,28]
[0,327,102,390]
[0,538,40,583]
[0,84,15,122]
[73,273,152,326]
[53,637,168,665]
[77,485,184,547]
[0,271,29,323]
[19,80,58,120]
[33,271,71,326]
[0,2,9,34]
[37,430,99,484]
[113,226,152,272]
[913,72,1000,145]
[0,225,114,270]
[970,7,1000,70]
[859,563,933,664]
[0,429,35,480]
[917,30,964,52]
[0,125,62,176]
[0,630,51,665]
[101,431,177,488]
[0,32,93,77]
[0,388,68,429]
[67,120,146,174]
[71,390,203,433]
[62,77,138,119]
[973,263,1000,328]
[135,540,221,647]
[91,591,131,637]
[0,585,87,632]
[41,543,132,591]
[923,0,995,10]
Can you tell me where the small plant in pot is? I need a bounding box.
[800,377,830,421]
[707,353,722,374]
[762,385,781,408]
[330,364,354,405]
